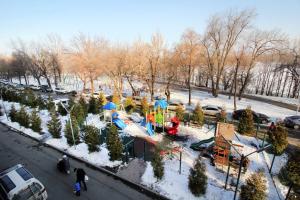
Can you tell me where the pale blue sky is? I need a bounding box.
[0,0,299,53]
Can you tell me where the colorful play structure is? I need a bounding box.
[140,99,182,138]
[190,122,244,171]
[102,101,127,130]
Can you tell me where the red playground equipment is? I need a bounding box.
[165,116,180,136]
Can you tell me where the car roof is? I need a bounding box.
[0,164,36,196]
[203,105,220,109]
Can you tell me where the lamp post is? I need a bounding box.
[60,102,76,147]
[233,144,272,200]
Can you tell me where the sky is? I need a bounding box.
[0,0,300,54]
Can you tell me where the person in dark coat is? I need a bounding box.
[74,168,87,191]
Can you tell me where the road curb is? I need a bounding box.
[0,121,170,200]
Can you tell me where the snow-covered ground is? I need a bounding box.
[2,77,293,200]
[252,94,299,106]
[170,89,295,121]
[141,125,288,200]
[0,100,121,168]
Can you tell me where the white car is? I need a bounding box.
[168,101,185,111]
[53,98,69,111]
[29,85,41,91]
[202,105,222,116]
[54,87,69,94]
[0,164,48,200]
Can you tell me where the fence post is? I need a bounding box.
[143,141,146,161]
[225,164,231,189]
[179,151,182,174]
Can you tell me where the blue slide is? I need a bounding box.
[146,122,154,136]
[113,118,127,130]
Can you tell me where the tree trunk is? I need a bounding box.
[188,65,192,105]
[24,75,28,85]
[281,72,289,97]
[46,77,52,89]
[90,78,94,94]
[287,77,293,98]
[233,59,240,111]
[275,71,283,96]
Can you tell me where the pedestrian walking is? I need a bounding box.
[74,168,87,191]
[74,182,81,196]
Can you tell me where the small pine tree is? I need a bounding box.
[107,125,123,161]
[57,103,68,116]
[175,105,185,121]
[79,96,88,117]
[269,125,288,155]
[151,146,164,180]
[71,103,85,127]
[64,116,80,146]
[26,90,37,108]
[238,106,255,135]
[46,96,55,111]
[88,97,98,114]
[112,92,120,105]
[188,157,207,196]
[141,97,149,116]
[192,103,204,126]
[98,92,107,111]
[47,109,62,138]
[218,108,227,123]
[240,172,267,200]
[17,106,30,128]
[30,109,42,133]
[36,95,47,110]
[9,104,17,122]
[285,160,300,187]
[84,125,101,152]
[124,97,136,114]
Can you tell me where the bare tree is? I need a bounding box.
[175,29,201,105]
[69,33,108,93]
[141,33,165,101]
[237,29,285,99]
[201,9,255,97]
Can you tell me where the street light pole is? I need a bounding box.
[233,144,272,200]
[60,102,76,147]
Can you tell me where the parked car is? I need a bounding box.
[40,85,53,93]
[29,84,41,91]
[15,84,25,91]
[54,87,69,94]
[202,105,222,116]
[284,115,300,129]
[53,98,69,111]
[232,109,270,124]
[81,89,91,97]
[132,96,144,106]
[0,164,48,200]
[168,101,185,111]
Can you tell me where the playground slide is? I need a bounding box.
[190,137,215,151]
[113,118,127,130]
[146,122,155,136]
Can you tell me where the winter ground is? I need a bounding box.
[4,77,294,199]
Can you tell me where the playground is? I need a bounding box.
[0,91,292,200]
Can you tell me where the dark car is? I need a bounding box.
[40,85,53,93]
[284,115,300,129]
[232,109,270,124]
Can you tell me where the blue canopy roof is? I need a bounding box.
[103,102,116,110]
[154,99,168,109]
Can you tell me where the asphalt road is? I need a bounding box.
[0,124,152,200]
